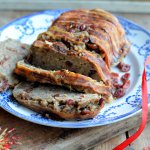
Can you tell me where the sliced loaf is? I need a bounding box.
[13,82,105,120]
[30,40,111,84]
[15,60,113,102]
[0,39,29,91]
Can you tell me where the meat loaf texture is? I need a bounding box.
[15,60,113,102]
[31,40,111,84]
[0,39,29,91]
[13,82,105,120]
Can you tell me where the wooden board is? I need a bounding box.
[91,134,126,150]
[1,0,150,13]
[0,108,150,150]
[128,122,150,150]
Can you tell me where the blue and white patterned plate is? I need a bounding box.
[0,10,150,128]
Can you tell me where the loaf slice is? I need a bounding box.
[15,60,113,102]
[0,39,29,91]
[30,40,111,85]
[13,82,105,120]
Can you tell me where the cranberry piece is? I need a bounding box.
[111,77,121,89]
[112,78,118,84]
[90,24,95,29]
[121,73,130,83]
[122,80,130,89]
[87,43,99,50]
[80,110,91,115]
[121,64,130,72]
[117,62,130,72]
[113,82,122,89]
[113,88,126,98]
[65,61,73,67]
[111,72,119,79]
[98,98,104,105]
[117,62,123,68]
[67,99,74,105]
[80,24,87,31]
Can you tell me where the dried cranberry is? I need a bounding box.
[117,62,130,72]
[90,24,95,29]
[87,43,99,50]
[111,77,121,89]
[80,110,91,115]
[112,78,118,85]
[111,72,119,87]
[113,82,122,89]
[113,88,126,98]
[121,64,130,72]
[80,24,87,31]
[66,99,74,105]
[117,62,123,68]
[111,72,119,79]
[98,98,104,105]
[122,80,130,89]
[65,61,73,67]
[121,73,130,83]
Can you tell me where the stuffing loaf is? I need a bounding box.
[0,39,29,91]
[50,9,130,67]
[30,9,130,84]
[15,60,113,102]
[31,39,111,84]
[13,9,130,120]
[13,82,105,120]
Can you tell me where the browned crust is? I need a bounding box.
[14,60,113,102]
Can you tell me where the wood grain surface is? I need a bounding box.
[0,11,150,150]
[1,0,150,13]
[0,108,150,150]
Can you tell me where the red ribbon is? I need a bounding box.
[113,55,150,150]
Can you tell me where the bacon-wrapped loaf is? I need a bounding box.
[30,9,130,85]
[14,9,130,120]
[50,9,130,67]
